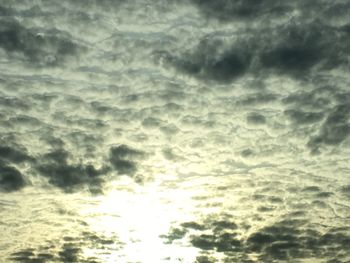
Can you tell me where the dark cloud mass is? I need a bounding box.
[161,36,253,83]
[109,144,145,175]
[1,0,350,262]
[9,230,119,263]
[0,18,80,66]
[0,161,26,192]
[284,109,324,125]
[164,215,350,262]
[0,145,32,163]
[36,148,108,193]
[163,14,349,83]
[192,0,289,21]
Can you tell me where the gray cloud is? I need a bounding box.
[164,215,350,262]
[282,86,335,111]
[0,18,81,66]
[0,161,26,192]
[109,144,145,176]
[9,230,119,263]
[239,93,278,106]
[0,145,32,164]
[0,96,30,110]
[191,0,291,21]
[247,112,266,125]
[36,148,108,193]
[284,109,324,125]
[259,21,349,77]
[308,103,350,152]
[162,17,349,83]
[160,36,253,83]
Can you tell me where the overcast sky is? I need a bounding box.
[0,0,350,262]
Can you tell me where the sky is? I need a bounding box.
[0,0,350,262]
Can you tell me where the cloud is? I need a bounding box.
[247,113,266,125]
[246,218,350,261]
[9,249,36,262]
[162,211,350,262]
[0,145,32,164]
[109,144,145,175]
[282,86,335,110]
[0,18,81,66]
[0,96,30,110]
[240,148,254,157]
[0,5,14,16]
[260,45,320,76]
[191,0,291,21]
[247,219,303,257]
[238,93,278,106]
[36,148,108,193]
[307,103,350,151]
[160,36,252,83]
[284,109,324,125]
[0,161,26,192]
[163,217,241,252]
[9,230,118,262]
[262,21,350,75]
[58,243,81,262]
[160,17,350,84]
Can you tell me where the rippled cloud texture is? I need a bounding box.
[0,0,350,262]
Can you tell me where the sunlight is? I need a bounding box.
[80,176,201,262]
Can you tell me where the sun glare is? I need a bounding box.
[80,175,201,262]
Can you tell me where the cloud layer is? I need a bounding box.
[0,0,349,262]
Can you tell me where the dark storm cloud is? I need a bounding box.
[0,161,26,192]
[308,103,350,151]
[0,18,81,66]
[36,148,108,193]
[109,144,145,175]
